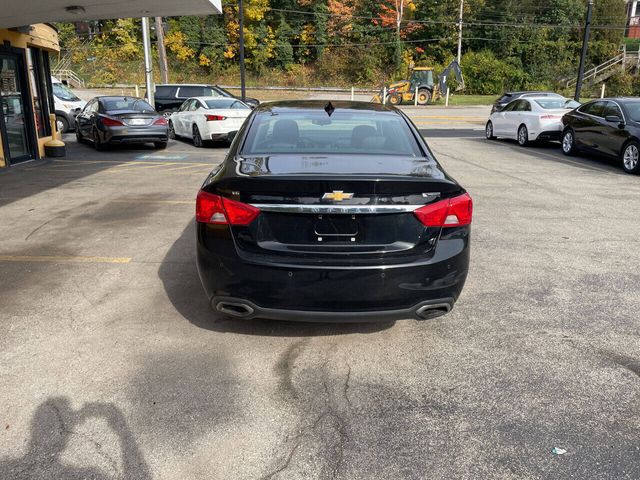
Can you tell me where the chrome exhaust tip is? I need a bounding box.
[215,301,255,318]
[416,303,452,320]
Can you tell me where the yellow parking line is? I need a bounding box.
[53,159,127,165]
[0,255,131,264]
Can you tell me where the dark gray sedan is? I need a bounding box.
[75,96,168,150]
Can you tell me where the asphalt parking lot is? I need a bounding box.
[1,106,639,479]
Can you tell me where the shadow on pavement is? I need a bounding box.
[158,221,395,337]
[472,137,628,175]
[0,397,151,480]
[0,136,178,209]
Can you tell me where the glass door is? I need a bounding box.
[0,53,35,164]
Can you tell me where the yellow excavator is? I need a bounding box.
[372,61,464,106]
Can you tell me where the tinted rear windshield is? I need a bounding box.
[241,111,423,156]
[205,99,249,109]
[102,98,155,112]
[534,98,567,109]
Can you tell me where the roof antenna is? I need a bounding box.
[324,101,335,116]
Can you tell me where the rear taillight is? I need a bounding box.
[100,116,124,127]
[153,117,168,125]
[413,193,473,227]
[205,114,226,121]
[196,191,260,225]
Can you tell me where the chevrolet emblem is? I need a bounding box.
[322,191,354,202]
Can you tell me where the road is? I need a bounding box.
[0,107,639,479]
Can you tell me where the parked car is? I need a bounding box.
[154,84,259,114]
[195,101,473,322]
[210,85,260,109]
[486,96,570,145]
[75,96,168,150]
[51,77,86,133]
[561,97,640,174]
[491,91,564,114]
[169,97,251,147]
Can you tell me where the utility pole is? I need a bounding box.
[457,0,464,64]
[575,0,594,101]
[141,17,154,105]
[155,17,169,84]
[238,0,246,102]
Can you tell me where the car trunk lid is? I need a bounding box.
[205,155,464,265]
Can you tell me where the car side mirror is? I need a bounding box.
[605,115,624,125]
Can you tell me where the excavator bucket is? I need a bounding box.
[371,93,383,103]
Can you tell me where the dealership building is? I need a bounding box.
[0,0,221,169]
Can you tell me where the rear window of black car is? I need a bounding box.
[155,86,178,98]
[178,86,218,97]
[242,111,423,156]
[102,98,155,113]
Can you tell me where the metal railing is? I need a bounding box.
[51,69,85,88]
[565,45,640,88]
[565,53,625,88]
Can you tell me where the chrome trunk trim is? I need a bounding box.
[250,204,425,214]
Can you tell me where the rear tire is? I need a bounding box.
[56,115,69,134]
[485,121,496,140]
[154,141,168,149]
[192,125,204,148]
[93,128,106,151]
[517,124,529,147]
[168,121,176,140]
[417,88,432,106]
[621,141,640,174]
[75,126,83,143]
[561,129,576,156]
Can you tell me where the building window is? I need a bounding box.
[26,47,52,137]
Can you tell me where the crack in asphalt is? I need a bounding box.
[49,401,120,476]
[262,342,353,479]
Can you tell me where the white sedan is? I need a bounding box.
[169,96,252,147]
[485,96,575,146]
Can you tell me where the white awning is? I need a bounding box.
[0,0,222,29]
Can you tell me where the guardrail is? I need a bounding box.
[82,83,379,94]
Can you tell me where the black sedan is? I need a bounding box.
[76,96,168,150]
[195,101,472,322]
[561,97,640,174]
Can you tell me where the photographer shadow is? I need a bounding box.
[0,397,151,480]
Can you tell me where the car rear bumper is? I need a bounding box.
[196,226,470,322]
[211,132,234,142]
[211,296,455,322]
[536,130,561,141]
[102,126,168,144]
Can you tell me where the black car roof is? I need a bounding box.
[603,97,640,102]
[253,100,399,114]
[95,96,146,101]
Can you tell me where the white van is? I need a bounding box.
[51,76,86,133]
